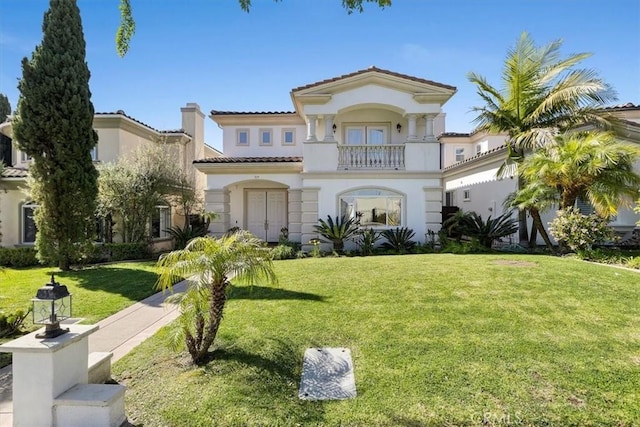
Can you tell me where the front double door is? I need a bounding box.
[246,190,287,242]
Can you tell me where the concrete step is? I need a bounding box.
[54,383,126,427]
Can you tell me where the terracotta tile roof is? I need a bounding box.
[603,102,640,111]
[291,66,457,92]
[442,144,507,171]
[1,166,29,178]
[194,156,302,164]
[95,111,190,136]
[439,132,471,138]
[210,111,297,116]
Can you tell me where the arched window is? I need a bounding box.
[21,201,38,244]
[339,189,403,227]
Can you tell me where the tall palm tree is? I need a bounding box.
[468,31,617,244]
[156,231,277,365]
[520,131,640,218]
[505,181,558,252]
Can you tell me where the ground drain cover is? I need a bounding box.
[298,347,356,400]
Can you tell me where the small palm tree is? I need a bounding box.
[460,212,518,249]
[520,131,640,217]
[156,231,276,365]
[506,182,558,251]
[314,215,360,253]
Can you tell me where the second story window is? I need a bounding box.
[237,129,249,146]
[260,129,272,146]
[282,129,295,145]
[90,145,98,161]
[455,148,465,163]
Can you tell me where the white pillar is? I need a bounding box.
[424,114,437,142]
[0,325,97,426]
[407,114,419,141]
[323,115,335,142]
[305,115,317,142]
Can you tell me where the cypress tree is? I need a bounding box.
[0,94,11,165]
[13,0,98,270]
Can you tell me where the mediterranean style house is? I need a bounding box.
[0,103,220,249]
[194,67,640,247]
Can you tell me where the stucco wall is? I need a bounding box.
[222,126,306,158]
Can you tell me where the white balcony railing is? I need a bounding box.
[337,144,405,169]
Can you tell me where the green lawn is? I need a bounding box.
[0,261,159,326]
[113,254,639,426]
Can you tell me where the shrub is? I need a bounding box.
[165,224,208,250]
[460,211,518,249]
[625,257,640,269]
[0,308,30,338]
[548,207,617,255]
[355,228,381,256]
[270,244,296,260]
[0,247,40,267]
[314,215,360,253]
[440,239,487,254]
[104,242,150,261]
[381,227,416,253]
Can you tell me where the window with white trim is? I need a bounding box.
[455,147,465,162]
[339,189,402,227]
[21,201,38,244]
[151,204,171,239]
[20,151,32,163]
[236,129,249,146]
[475,144,482,155]
[90,145,98,161]
[259,129,272,146]
[463,189,471,201]
[282,129,295,145]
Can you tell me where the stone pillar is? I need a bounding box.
[305,115,317,142]
[287,189,303,243]
[204,189,230,237]
[424,114,437,142]
[0,325,97,426]
[407,114,419,141]
[300,187,320,250]
[323,115,335,142]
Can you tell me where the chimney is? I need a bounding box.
[181,102,205,159]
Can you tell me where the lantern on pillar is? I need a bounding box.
[32,274,72,339]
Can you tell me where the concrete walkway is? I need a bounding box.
[0,280,187,426]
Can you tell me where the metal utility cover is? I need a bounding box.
[299,347,356,400]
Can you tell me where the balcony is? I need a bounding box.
[337,144,405,170]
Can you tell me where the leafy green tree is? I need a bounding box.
[116,0,391,56]
[0,94,10,120]
[97,144,185,243]
[468,32,616,245]
[520,131,640,217]
[156,232,277,365]
[12,0,98,270]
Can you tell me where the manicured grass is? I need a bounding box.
[113,255,640,426]
[0,261,160,326]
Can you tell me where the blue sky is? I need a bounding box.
[1,0,638,151]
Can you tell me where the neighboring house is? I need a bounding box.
[194,66,456,246]
[194,67,640,247]
[440,103,640,244]
[0,102,220,249]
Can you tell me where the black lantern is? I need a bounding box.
[32,274,72,339]
[396,123,402,133]
[332,123,337,134]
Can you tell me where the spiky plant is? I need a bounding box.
[314,215,360,253]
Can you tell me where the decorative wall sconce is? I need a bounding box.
[396,123,402,133]
[332,124,337,134]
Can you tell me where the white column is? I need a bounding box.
[305,115,317,142]
[424,114,437,142]
[407,114,419,141]
[323,115,335,142]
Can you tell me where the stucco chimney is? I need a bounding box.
[181,102,205,158]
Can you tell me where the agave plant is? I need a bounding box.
[314,215,360,253]
[460,211,518,249]
[381,227,416,253]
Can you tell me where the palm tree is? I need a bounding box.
[156,231,277,365]
[505,181,558,251]
[520,131,640,218]
[468,31,617,244]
